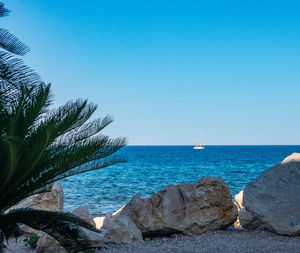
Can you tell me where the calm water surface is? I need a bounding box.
[62,145,300,216]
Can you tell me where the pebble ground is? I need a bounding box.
[98,229,300,253]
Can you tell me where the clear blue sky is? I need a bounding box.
[3,1,300,145]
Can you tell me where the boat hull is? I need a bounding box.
[193,146,205,150]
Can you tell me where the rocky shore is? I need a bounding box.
[4,153,300,252]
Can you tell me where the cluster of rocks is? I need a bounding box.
[10,177,238,252]
[8,153,300,252]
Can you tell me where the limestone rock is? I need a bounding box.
[11,181,64,212]
[94,216,105,229]
[244,153,300,236]
[233,202,242,229]
[73,206,96,227]
[94,214,143,243]
[282,152,300,163]
[116,177,237,237]
[9,181,64,235]
[36,233,67,253]
[36,228,107,253]
[235,190,244,209]
[72,206,107,247]
[78,227,107,248]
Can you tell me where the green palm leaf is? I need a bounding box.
[0,2,29,55]
[0,83,127,211]
[0,60,126,251]
[1,208,101,253]
[0,3,9,17]
[0,29,29,56]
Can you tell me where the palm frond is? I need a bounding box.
[0,51,40,91]
[0,2,29,55]
[6,83,52,138]
[0,3,9,17]
[0,83,127,212]
[1,208,100,252]
[0,29,29,56]
[53,115,114,147]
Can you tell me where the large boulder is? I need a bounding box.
[244,153,300,236]
[11,181,64,212]
[234,190,261,229]
[94,214,143,243]
[116,177,237,237]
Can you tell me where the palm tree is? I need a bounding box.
[0,2,126,252]
[0,2,29,55]
[0,53,127,252]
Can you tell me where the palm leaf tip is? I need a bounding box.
[0,2,30,55]
[0,51,41,93]
[0,29,30,56]
[0,3,9,17]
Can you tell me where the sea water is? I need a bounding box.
[62,145,300,216]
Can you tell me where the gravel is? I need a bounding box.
[4,235,36,253]
[97,229,300,253]
[4,229,300,253]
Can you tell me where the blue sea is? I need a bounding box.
[62,145,300,216]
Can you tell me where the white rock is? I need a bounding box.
[94,216,106,229]
[235,190,244,209]
[36,233,67,253]
[116,177,237,237]
[10,181,64,212]
[94,213,143,243]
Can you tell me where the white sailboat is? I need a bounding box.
[193,134,205,150]
[193,144,205,150]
